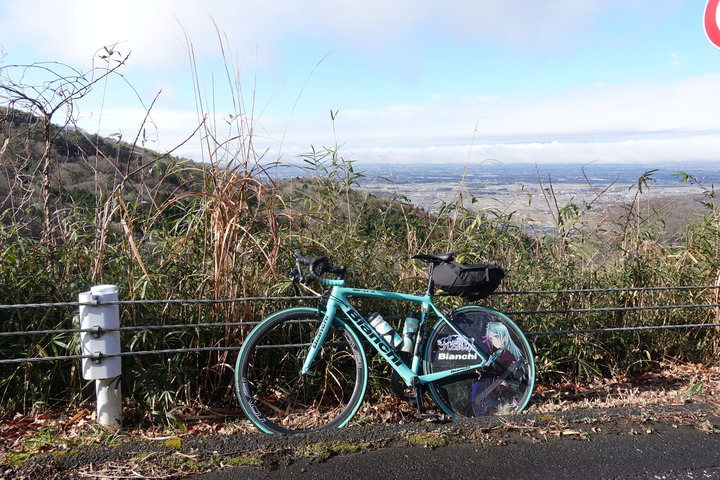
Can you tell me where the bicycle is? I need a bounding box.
[234,251,535,434]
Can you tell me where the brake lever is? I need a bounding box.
[291,260,308,284]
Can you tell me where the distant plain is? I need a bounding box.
[349,162,720,233]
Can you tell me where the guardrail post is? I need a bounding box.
[79,285,122,429]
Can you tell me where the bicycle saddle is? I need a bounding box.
[411,252,455,264]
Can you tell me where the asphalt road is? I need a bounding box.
[187,404,720,480]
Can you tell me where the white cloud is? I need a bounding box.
[0,0,680,71]
[279,74,720,164]
[304,74,720,146]
[85,73,720,165]
[342,136,716,165]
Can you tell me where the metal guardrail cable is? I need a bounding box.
[0,295,320,310]
[526,322,720,337]
[507,302,720,316]
[2,301,718,338]
[494,285,720,295]
[0,294,318,337]
[2,286,719,364]
[0,354,86,364]
[0,321,262,338]
[1,285,719,310]
[0,317,322,337]
[3,319,719,365]
[0,346,244,365]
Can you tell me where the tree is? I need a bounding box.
[0,46,129,243]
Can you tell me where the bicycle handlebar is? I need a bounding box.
[293,251,346,286]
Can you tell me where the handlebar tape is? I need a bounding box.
[294,251,346,283]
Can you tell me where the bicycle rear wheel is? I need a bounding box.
[423,306,535,418]
[235,307,368,434]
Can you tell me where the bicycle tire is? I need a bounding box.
[235,307,368,434]
[423,306,535,418]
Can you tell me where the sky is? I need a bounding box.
[1,0,720,167]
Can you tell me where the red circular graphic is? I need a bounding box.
[705,0,720,49]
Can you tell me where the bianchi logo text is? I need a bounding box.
[436,334,478,361]
[437,352,478,360]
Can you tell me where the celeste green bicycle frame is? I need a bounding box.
[301,283,494,388]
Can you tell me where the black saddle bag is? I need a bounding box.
[432,261,505,301]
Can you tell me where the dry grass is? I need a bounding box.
[530,362,720,413]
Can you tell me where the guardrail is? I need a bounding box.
[2,284,719,427]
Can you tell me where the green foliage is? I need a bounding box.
[1,56,719,422]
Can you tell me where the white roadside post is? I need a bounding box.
[79,285,122,429]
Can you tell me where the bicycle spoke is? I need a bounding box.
[235,308,368,434]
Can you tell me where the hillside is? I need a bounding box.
[0,107,203,237]
[1,107,436,244]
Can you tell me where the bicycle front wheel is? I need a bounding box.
[423,306,535,418]
[235,307,368,434]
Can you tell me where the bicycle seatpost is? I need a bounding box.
[424,262,436,297]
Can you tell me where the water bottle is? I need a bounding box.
[401,314,419,353]
[369,313,403,350]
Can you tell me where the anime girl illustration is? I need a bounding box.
[471,321,526,416]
